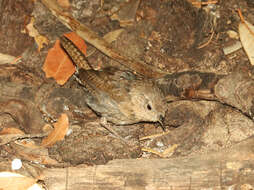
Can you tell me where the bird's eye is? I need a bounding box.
[147,104,152,110]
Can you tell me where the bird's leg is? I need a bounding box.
[100,117,129,144]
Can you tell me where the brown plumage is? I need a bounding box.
[60,35,166,129]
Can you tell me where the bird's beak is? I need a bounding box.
[158,115,165,131]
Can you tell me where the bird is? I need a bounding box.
[59,35,167,130]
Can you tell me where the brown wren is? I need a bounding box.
[59,36,166,130]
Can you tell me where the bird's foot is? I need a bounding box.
[100,117,130,144]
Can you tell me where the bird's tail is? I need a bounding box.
[59,35,94,70]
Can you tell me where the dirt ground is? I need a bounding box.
[1,0,254,188]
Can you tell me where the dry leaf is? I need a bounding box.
[0,132,47,146]
[34,35,50,52]
[0,172,39,190]
[43,39,75,85]
[0,53,16,64]
[0,127,24,135]
[25,17,49,52]
[0,128,26,145]
[57,0,70,8]
[223,41,242,55]
[11,141,59,165]
[103,29,125,43]
[43,32,87,85]
[239,20,254,65]
[41,113,69,147]
[111,0,140,27]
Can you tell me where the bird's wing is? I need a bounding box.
[59,35,138,102]
[78,67,135,102]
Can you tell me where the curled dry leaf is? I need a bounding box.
[43,32,87,85]
[41,113,69,147]
[25,17,49,52]
[239,20,254,65]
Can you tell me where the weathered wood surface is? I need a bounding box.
[42,136,254,190]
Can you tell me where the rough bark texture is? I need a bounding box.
[41,136,254,190]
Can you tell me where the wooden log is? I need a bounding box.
[42,136,254,190]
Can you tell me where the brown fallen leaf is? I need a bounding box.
[0,126,57,165]
[0,124,47,146]
[9,141,59,165]
[43,32,87,85]
[0,172,39,190]
[41,113,69,147]
[0,128,26,145]
[0,127,24,135]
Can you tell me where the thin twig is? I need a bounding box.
[139,131,171,141]
[197,30,215,49]
[192,1,218,6]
